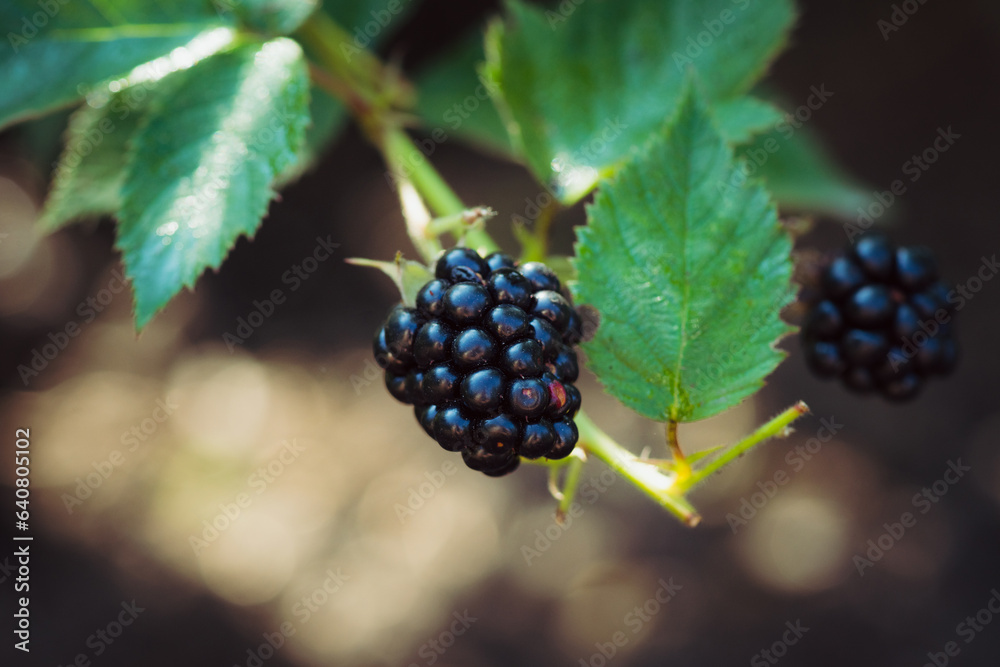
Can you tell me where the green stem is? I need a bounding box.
[575,410,701,526]
[383,128,499,255]
[302,9,498,258]
[298,12,384,112]
[393,178,442,264]
[514,198,560,263]
[384,128,464,215]
[555,451,586,522]
[680,401,810,492]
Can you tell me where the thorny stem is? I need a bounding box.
[425,207,496,238]
[555,450,587,524]
[666,420,691,484]
[677,401,811,493]
[575,412,701,526]
[301,13,497,258]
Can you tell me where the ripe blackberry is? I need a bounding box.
[801,234,958,401]
[374,247,585,475]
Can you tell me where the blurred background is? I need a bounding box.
[2,0,999,665]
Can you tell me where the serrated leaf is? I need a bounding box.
[483,0,794,204]
[0,1,232,130]
[414,33,513,157]
[275,87,343,185]
[117,38,310,330]
[742,122,872,218]
[574,88,795,423]
[715,97,784,145]
[40,83,157,230]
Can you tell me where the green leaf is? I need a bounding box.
[40,83,157,230]
[414,33,513,156]
[223,0,318,35]
[275,87,343,185]
[714,96,784,145]
[483,0,794,203]
[574,88,795,423]
[741,123,872,218]
[0,1,232,130]
[117,38,310,329]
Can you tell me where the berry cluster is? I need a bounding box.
[373,248,584,476]
[801,235,958,401]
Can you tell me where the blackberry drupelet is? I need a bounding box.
[373,248,583,475]
[801,234,958,401]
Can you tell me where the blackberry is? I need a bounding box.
[801,234,958,401]
[373,247,585,475]
[500,339,545,377]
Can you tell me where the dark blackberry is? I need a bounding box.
[804,300,843,340]
[373,327,409,375]
[852,234,894,281]
[841,329,888,366]
[528,317,562,359]
[462,443,518,474]
[543,374,569,417]
[461,368,505,414]
[415,404,438,438]
[500,339,544,377]
[842,366,876,394]
[474,413,521,453]
[451,328,496,369]
[550,345,580,382]
[913,337,945,375]
[422,364,461,404]
[488,268,534,309]
[801,236,958,401]
[520,420,556,459]
[895,246,937,291]
[413,320,453,368]
[563,384,582,418]
[381,306,422,363]
[893,304,921,339]
[565,309,584,345]
[507,378,550,419]
[804,340,844,377]
[547,419,579,460]
[483,455,521,477]
[549,382,581,419]
[433,405,475,452]
[822,257,865,301]
[874,349,913,384]
[532,290,573,332]
[374,248,584,474]
[483,304,532,342]
[910,291,942,320]
[436,247,490,281]
[443,283,491,325]
[519,262,562,293]
[843,285,895,328]
[384,372,411,404]
[416,279,450,318]
[485,252,517,272]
